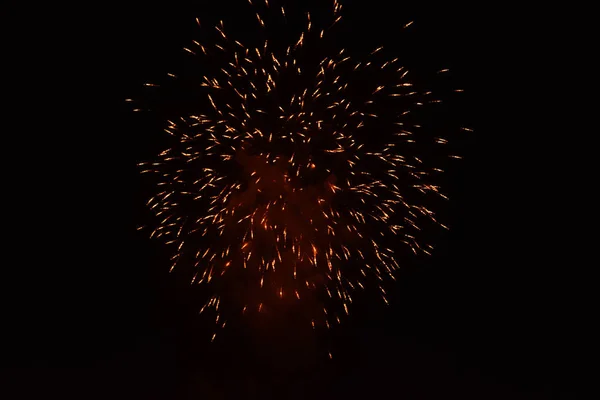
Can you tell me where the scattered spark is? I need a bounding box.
[134,0,467,337]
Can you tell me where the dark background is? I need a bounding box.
[3,1,593,399]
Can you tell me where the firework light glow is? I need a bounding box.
[132,0,470,340]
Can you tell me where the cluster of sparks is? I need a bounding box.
[131,0,470,341]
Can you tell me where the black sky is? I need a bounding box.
[3,1,593,399]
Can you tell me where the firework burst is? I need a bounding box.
[132,0,469,339]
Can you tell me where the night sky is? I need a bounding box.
[3,1,592,399]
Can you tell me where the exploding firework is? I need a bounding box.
[131,0,470,339]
